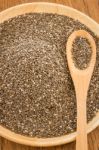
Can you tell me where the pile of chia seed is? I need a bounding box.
[0,13,99,138]
[72,37,92,69]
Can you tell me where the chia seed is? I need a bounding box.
[72,37,92,70]
[0,13,99,138]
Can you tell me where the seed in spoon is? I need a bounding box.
[72,37,92,70]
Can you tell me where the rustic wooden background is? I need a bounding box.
[0,0,99,150]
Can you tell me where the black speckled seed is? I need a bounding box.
[0,13,99,138]
[72,37,92,70]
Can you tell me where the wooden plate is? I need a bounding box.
[0,2,99,147]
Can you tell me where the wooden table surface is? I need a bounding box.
[0,0,99,150]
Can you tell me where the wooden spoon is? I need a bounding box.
[66,30,96,150]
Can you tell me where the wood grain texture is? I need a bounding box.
[0,0,99,150]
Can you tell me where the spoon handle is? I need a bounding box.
[75,78,88,150]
